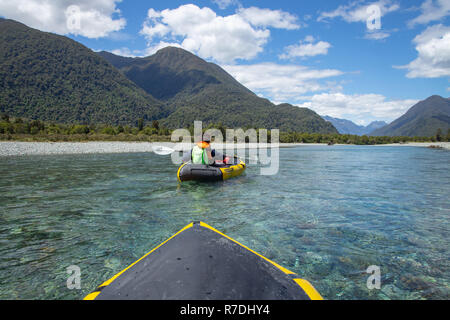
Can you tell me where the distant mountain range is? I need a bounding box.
[322,116,387,136]
[0,18,336,134]
[371,95,450,137]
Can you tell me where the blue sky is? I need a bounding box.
[1,0,449,125]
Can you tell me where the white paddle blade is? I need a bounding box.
[152,145,175,156]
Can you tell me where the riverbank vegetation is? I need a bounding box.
[1,115,449,144]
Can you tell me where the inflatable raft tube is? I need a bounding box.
[84,222,322,300]
[177,159,246,182]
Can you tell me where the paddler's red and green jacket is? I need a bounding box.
[191,141,213,165]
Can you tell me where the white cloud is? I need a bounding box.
[222,62,416,123]
[222,63,344,103]
[222,61,417,123]
[140,4,300,63]
[409,0,450,27]
[110,42,183,58]
[395,24,450,78]
[318,0,399,23]
[237,7,300,30]
[296,93,418,123]
[110,47,137,57]
[0,0,125,38]
[318,0,399,40]
[280,36,331,59]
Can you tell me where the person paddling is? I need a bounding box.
[191,133,214,165]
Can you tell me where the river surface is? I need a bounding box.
[0,146,449,300]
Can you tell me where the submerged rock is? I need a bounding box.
[400,275,432,291]
[381,284,402,299]
[104,257,121,270]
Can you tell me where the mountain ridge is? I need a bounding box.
[98,47,338,133]
[1,18,447,137]
[371,95,450,137]
[0,18,338,134]
[322,116,387,135]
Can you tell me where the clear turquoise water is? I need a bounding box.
[0,146,449,300]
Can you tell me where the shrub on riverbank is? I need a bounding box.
[0,133,172,142]
[0,117,441,144]
[278,132,435,145]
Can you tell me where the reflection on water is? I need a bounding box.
[0,146,449,300]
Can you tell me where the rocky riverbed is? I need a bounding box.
[0,141,448,157]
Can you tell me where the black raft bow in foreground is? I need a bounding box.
[84,222,323,300]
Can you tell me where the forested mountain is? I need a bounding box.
[3,18,448,137]
[0,18,337,133]
[98,47,337,133]
[0,19,163,125]
[371,95,450,137]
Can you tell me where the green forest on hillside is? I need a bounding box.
[99,48,338,134]
[371,96,450,137]
[0,19,163,125]
[1,20,449,139]
[0,19,337,134]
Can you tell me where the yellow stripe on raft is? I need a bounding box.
[199,222,323,300]
[199,222,295,275]
[294,279,324,300]
[84,221,323,301]
[84,291,101,301]
[177,163,188,182]
[220,160,246,180]
[83,223,194,300]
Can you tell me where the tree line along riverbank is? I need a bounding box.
[1,114,449,145]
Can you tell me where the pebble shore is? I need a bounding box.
[0,141,156,157]
[0,141,448,157]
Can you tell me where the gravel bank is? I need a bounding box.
[0,142,154,157]
[376,142,450,150]
[1,141,448,157]
[0,142,306,157]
